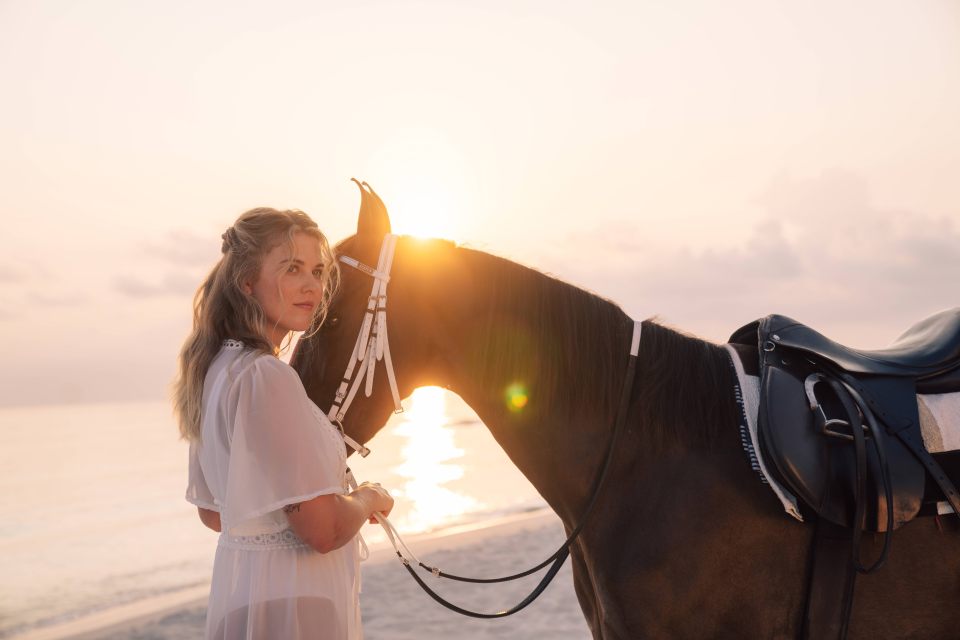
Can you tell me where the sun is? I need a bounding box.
[365,127,471,241]
[389,185,461,240]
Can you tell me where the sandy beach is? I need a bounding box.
[22,509,590,640]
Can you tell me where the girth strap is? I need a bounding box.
[802,519,858,640]
[893,425,960,518]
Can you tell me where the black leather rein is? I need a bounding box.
[396,325,641,619]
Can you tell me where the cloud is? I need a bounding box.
[117,229,218,298]
[562,220,652,255]
[114,271,199,298]
[0,262,89,313]
[143,229,220,267]
[0,264,26,284]
[553,169,960,344]
[26,292,89,306]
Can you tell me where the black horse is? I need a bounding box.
[293,190,960,639]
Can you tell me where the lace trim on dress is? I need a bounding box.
[222,339,245,349]
[220,527,310,551]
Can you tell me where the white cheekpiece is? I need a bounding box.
[328,234,402,427]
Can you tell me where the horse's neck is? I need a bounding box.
[434,248,631,520]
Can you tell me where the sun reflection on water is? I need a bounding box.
[392,386,480,532]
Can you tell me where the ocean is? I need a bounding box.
[0,388,546,639]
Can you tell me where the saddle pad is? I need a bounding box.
[919,392,960,453]
[724,344,803,521]
[725,345,959,518]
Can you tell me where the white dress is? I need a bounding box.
[185,339,362,640]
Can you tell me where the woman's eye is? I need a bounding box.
[312,269,323,278]
[287,265,299,273]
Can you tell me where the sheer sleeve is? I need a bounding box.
[220,355,344,533]
[185,439,218,511]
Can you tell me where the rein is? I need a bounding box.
[330,233,642,618]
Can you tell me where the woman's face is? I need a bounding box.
[243,231,326,347]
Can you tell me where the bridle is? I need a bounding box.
[326,234,403,457]
[329,233,643,618]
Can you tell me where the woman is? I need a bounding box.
[174,207,393,639]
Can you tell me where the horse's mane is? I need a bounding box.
[633,321,739,449]
[453,243,738,448]
[330,235,738,448]
[456,245,631,423]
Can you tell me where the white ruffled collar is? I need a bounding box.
[222,339,245,349]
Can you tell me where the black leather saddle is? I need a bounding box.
[731,308,960,639]
[755,307,960,388]
[730,308,960,546]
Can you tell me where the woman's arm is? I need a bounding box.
[284,482,393,554]
[198,507,222,532]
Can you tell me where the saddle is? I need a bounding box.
[730,308,960,537]
[730,307,960,639]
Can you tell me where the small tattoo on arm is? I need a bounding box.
[283,503,301,514]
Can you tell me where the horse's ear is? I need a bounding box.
[353,178,392,239]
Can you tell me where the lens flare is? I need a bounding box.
[505,383,528,413]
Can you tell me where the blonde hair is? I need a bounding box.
[173,207,339,441]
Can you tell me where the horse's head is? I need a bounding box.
[293,181,458,447]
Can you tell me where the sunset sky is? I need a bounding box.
[1,0,957,407]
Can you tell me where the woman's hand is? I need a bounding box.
[357,481,394,523]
